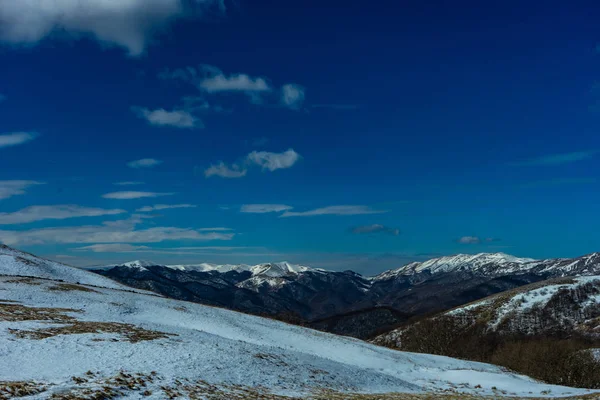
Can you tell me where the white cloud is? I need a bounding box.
[102,191,174,200]
[0,132,37,148]
[458,236,481,244]
[161,65,306,108]
[281,205,387,218]
[240,204,293,214]
[281,84,305,109]
[0,180,44,200]
[204,162,247,178]
[74,243,151,253]
[0,0,224,56]
[115,181,144,186]
[0,205,126,225]
[204,149,301,179]
[127,158,163,168]
[133,107,200,128]
[200,73,271,93]
[74,244,251,253]
[0,215,234,246]
[246,149,301,171]
[136,204,196,212]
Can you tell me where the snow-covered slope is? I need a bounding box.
[374,252,600,281]
[375,276,600,347]
[0,245,133,291]
[1,251,597,398]
[374,253,536,280]
[448,275,600,333]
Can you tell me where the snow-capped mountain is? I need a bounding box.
[373,252,536,280]
[95,251,600,339]
[4,245,592,398]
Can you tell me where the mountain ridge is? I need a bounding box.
[3,245,593,398]
[93,250,600,339]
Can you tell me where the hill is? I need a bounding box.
[372,276,600,389]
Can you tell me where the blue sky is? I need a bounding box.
[1,0,599,274]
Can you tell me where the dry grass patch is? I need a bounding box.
[47,283,101,294]
[0,302,80,322]
[9,321,174,343]
[0,381,46,399]
[50,371,156,400]
[4,277,42,286]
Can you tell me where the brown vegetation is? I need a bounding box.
[380,316,600,389]
[0,302,80,323]
[47,283,101,293]
[0,381,46,399]
[9,321,173,343]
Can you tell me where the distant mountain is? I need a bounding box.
[94,252,600,338]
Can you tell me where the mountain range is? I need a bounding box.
[94,252,600,338]
[4,245,593,398]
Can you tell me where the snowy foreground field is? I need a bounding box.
[0,247,598,399]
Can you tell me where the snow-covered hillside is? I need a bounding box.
[373,252,600,281]
[1,248,597,398]
[374,276,600,347]
[0,245,133,291]
[449,275,600,334]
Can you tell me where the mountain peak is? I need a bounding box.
[122,260,156,270]
[375,252,537,280]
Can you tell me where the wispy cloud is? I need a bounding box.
[74,244,255,254]
[0,215,234,246]
[136,204,196,212]
[456,236,501,244]
[127,158,163,169]
[457,236,481,244]
[200,71,271,93]
[281,205,387,218]
[0,0,225,56]
[281,84,305,109]
[74,244,151,253]
[0,181,44,200]
[0,132,37,149]
[246,149,301,172]
[350,224,400,236]
[510,151,596,166]
[132,107,200,128]
[161,64,305,110]
[114,181,144,186]
[240,204,293,214]
[204,149,301,178]
[102,191,174,200]
[204,162,247,178]
[0,205,126,225]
